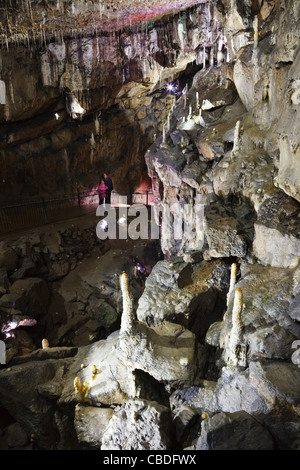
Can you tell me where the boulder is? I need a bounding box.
[247,324,295,360]
[137,258,228,336]
[248,361,300,411]
[0,248,18,271]
[9,257,37,282]
[216,361,300,415]
[0,358,70,449]
[74,405,114,449]
[58,331,134,407]
[4,422,28,448]
[204,211,247,259]
[101,399,173,450]
[58,248,141,310]
[117,320,201,387]
[170,380,218,417]
[0,277,49,316]
[0,268,9,296]
[9,346,78,365]
[253,191,300,268]
[193,411,275,450]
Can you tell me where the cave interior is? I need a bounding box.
[0,0,299,452]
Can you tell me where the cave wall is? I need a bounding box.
[228,0,300,201]
[145,0,300,257]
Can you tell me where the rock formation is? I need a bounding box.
[0,0,299,452]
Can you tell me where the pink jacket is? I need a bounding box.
[99,183,107,195]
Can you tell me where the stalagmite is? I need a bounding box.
[119,272,135,335]
[227,288,245,367]
[210,46,214,67]
[195,107,206,128]
[95,115,100,135]
[42,338,49,349]
[74,377,89,401]
[232,120,241,155]
[217,37,225,65]
[227,262,237,305]
[167,113,170,131]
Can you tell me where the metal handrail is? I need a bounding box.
[0,189,153,236]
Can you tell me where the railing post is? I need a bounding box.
[42,197,48,223]
[77,190,82,215]
[146,191,149,206]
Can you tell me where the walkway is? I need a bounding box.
[0,190,153,237]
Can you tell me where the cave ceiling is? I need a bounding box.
[0,0,207,46]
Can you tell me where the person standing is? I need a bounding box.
[103,173,113,205]
[98,177,107,206]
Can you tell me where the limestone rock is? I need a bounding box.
[101,399,173,450]
[172,405,198,445]
[5,422,28,448]
[58,331,135,407]
[253,193,300,268]
[55,248,144,345]
[9,346,78,366]
[204,211,247,258]
[0,277,49,316]
[0,358,69,449]
[247,324,295,360]
[170,380,218,417]
[136,258,228,341]
[193,411,275,450]
[74,405,114,449]
[117,320,199,387]
[205,321,223,348]
[220,263,300,365]
[0,248,18,271]
[248,360,300,411]
[216,360,300,415]
[216,365,265,414]
[253,224,300,268]
[9,257,37,282]
[0,268,9,296]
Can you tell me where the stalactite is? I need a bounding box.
[161,123,167,147]
[203,45,206,70]
[196,91,200,110]
[253,16,259,49]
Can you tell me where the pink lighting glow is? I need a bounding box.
[94,0,203,32]
[1,318,37,339]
